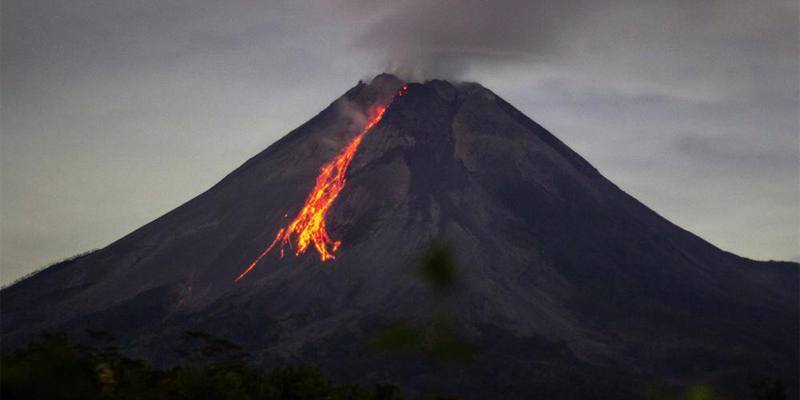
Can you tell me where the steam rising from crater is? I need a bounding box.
[342,0,796,86]
[344,0,590,80]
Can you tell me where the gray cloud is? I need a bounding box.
[674,133,798,171]
[341,0,586,79]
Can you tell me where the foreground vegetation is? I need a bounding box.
[1,333,403,400]
[2,332,790,400]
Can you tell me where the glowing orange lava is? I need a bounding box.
[235,85,408,282]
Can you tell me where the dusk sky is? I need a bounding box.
[2,0,797,285]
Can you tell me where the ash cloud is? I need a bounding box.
[343,0,585,80]
[342,0,797,87]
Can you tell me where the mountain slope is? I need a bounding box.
[2,74,797,399]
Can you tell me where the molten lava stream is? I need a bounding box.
[235,85,409,282]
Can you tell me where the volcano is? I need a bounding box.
[2,74,797,399]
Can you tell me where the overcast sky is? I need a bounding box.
[2,0,797,285]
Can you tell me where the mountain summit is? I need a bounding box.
[2,74,797,399]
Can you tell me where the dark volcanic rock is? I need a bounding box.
[2,74,797,399]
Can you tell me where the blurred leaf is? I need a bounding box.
[366,323,423,352]
[686,384,715,400]
[426,319,474,364]
[419,243,456,291]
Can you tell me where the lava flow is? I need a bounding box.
[235,85,409,282]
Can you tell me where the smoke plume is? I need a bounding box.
[341,0,796,83]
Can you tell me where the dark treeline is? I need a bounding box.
[1,333,405,400]
[0,332,790,400]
